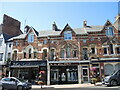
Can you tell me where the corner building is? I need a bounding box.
[10,15,120,85]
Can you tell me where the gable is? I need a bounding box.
[60,24,76,36]
[25,27,38,40]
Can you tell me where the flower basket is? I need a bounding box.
[91,78,97,85]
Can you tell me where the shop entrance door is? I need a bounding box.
[82,68,89,83]
[59,67,67,84]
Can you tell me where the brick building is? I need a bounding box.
[10,15,120,85]
[0,14,22,77]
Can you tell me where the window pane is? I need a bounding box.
[34,52,37,58]
[43,40,47,44]
[66,47,70,58]
[116,47,120,54]
[91,48,95,54]
[28,34,34,42]
[83,39,86,43]
[64,31,72,40]
[73,50,77,58]
[29,49,31,58]
[23,52,26,58]
[109,44,114,54]
[83,48,88,60]
[105,27,114,36]
[60,50,64,58]
[109,27,114,36]
[104,48,107,54]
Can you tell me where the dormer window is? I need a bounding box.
[64,31,72,40]
[105,27,114,36]
[28,33,34,42]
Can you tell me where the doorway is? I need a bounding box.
[82,66,89,83]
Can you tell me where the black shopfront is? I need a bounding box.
[50,63,78,85]
[9,60,47,84]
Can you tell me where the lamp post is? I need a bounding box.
[47,36,50,85]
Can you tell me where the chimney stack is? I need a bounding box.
[52,21,58,31]
[83,20,87,27]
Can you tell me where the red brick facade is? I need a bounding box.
[11,15,120,84]
[2,14,22,37]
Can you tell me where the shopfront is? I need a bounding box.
[50,63,78,85]
[10,60,47,84]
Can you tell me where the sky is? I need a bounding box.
[0,2,119,32]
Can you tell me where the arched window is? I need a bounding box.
[66,46,70,58]
[23,52,26,59]
[12,50,17,60]
[60,49,65,58]
[109,44,114,54]
[51,49,55,60]
[29,49,32,58]
[34,52,37,59]
[73,50,77,58]
[43,49,47,60]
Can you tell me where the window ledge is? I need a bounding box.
[103,54,109,56]
[59,58,78,60]
[109,54,116,56]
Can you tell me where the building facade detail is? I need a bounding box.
[8,15,120,85]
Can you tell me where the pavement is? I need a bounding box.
[32,82,106,89]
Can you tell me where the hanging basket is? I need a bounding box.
[90,67,97,71]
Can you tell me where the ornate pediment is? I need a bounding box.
[102,37,118,46]
[60,42,78,49]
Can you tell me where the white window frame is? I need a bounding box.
[28,33,34,42]
[105,27,114,37]
[103,47,109,56]
[64,31,72,40]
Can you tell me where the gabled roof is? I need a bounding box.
[85,25,103,32]
[32,27,39,36]
[3,33,12,42]
[38,30,61,37]
[8,26,38,40]
[8,33,27,41]
[38,25,103,37]
[73,28,87,35]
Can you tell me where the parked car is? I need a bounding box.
[0,77,32,90]
[102,70,120,86]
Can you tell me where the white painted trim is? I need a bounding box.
[41,47,49,53]
[48,60,90,64]
[100,58,120,60]
[12,49,18,53]
[20,59,39,61]
[102,45,109,47]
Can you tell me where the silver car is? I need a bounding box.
[102,70,120,86]
[0,77,32,90]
